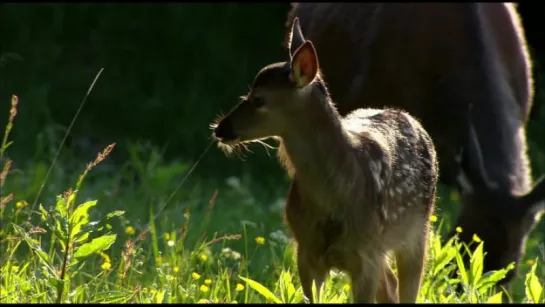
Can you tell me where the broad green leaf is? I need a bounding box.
[67,190,77,208]
[70,200,97,238]
[56,195,68,218]
[239,276,282,304]
[469,242,484,285]
[486,292,503,303]
[434,245,457,276]
[11,223,58,279]
[525,260,543,303]
[55,219,68,241]
[74,232,90,243]
[455,250,469,286]
[73,234,117,259]
[477,265,512,293]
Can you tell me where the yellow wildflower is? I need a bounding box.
[430,215,438,222]
[164,232,170,240]
[16,200,28,209]
[526,259,535,266]
[200,254,208,261]
[204,279,212,285]
[99,251,111,263]
[197,298,209,304]
[125,226,136,235]
[200,285,209,293]
[255,236,265,245]
[192,272,201,280]
[101,261,111,270]
[156,256,163,266]
[173,266,180,273]
[456,226,463,233]
[235,283,245,291]
[472,234,482,243]
[343,284,351,292]
[150,289,157,295]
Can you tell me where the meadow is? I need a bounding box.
[2,90,545,303]
[1,3,545,304]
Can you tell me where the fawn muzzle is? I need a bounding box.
[214,117,238,143]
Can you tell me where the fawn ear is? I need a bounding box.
[288,17,306,57]
[290,41,319,88]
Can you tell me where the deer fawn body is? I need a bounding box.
[286,3,545,287]
[211,18,439,303]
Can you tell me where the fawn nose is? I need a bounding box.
[214,118,238,142]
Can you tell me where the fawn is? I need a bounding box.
[211,18,439,303]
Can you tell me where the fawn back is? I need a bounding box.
[212,18,439,303]
[285,3,544,286]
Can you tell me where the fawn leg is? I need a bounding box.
[395,221,429,303]
[297,247,328,303]
[376,258,399,303]
[348,254,381,303]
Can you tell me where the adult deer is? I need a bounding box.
[285,3,545,288]
[211,18,439,303]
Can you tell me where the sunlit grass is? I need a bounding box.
[1,95,545,303]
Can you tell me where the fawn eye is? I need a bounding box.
[253,97,266,108]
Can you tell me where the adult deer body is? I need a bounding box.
[212,19,439,303]
[286,3,545,286]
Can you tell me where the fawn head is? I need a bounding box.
[453,117,545,282]
[212,18,326,149]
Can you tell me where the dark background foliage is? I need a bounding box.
[1,2,544,185]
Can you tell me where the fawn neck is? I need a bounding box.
[278,86,365,210]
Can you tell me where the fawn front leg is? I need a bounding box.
[297,247,328,303]
[376,258,399,303]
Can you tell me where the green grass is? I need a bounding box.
[1,94,545,304]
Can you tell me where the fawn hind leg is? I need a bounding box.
[376,257,399,303]
[394,219,430,303]
[348,253,382,303]
[297,247,328,303]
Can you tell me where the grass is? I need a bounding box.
[1,92,545,304]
